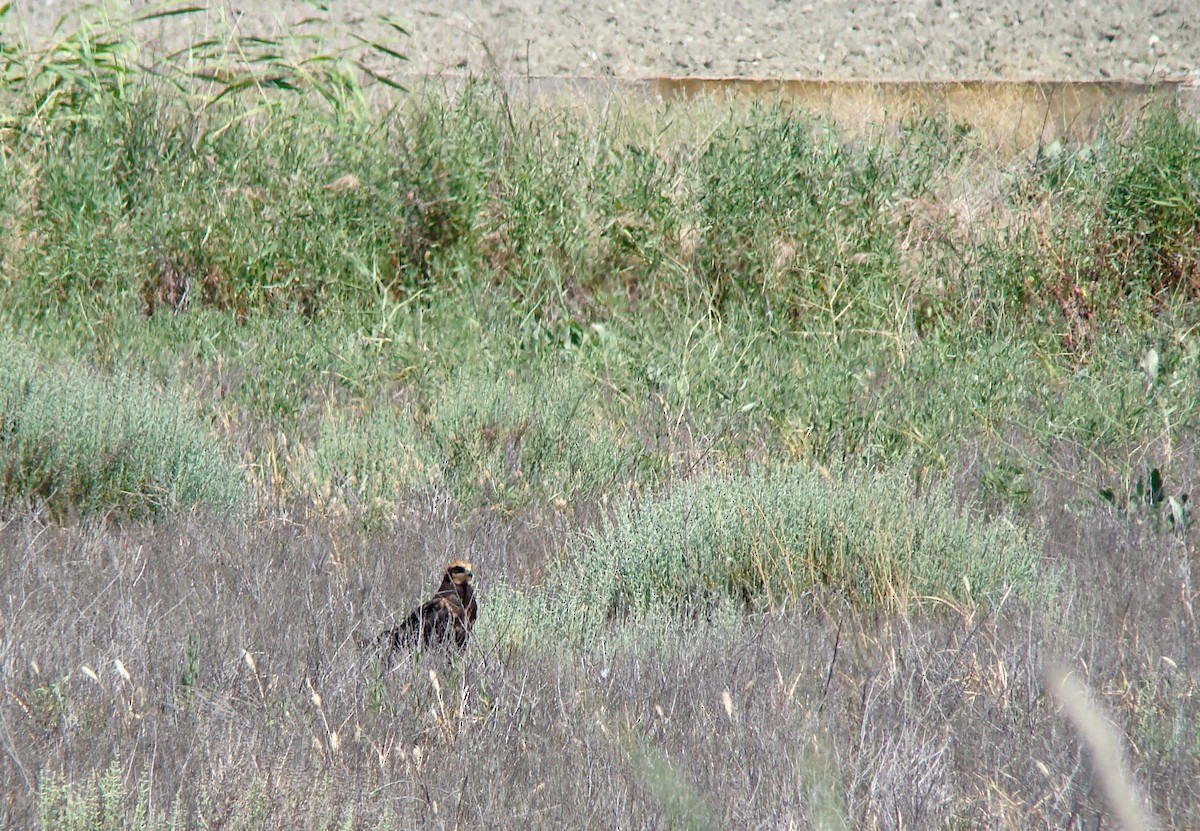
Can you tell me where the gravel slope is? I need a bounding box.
[11,0,1200,81]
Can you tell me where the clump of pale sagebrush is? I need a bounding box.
[558,460,1045,638]
[0,334,244,517]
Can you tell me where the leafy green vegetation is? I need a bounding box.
[3,20,1198,564]
[3,72,1196,501]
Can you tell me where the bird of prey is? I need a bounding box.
[379,560,477,653]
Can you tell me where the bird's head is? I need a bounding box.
[445,560,474,586]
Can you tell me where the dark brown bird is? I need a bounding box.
[380,560,477,653]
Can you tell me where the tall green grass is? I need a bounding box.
[1104,107,1200,296]
[3,5,1200,521]
[423,363,647,507]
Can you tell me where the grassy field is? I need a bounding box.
[2,6,1199,829]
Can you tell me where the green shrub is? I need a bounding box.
[38,756,132,831]
[0,334,244,517]
[555,461,1044,640]
[1001,107,1200,346]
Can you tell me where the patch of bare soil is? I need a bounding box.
[11,0,1200,81]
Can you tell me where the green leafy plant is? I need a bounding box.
[0,2,410,135]
[1100,465,1191,533]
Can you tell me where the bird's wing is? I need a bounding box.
[403,593,466,642]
